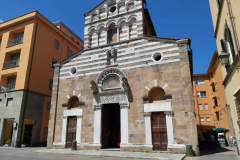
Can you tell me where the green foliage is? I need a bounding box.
[5,139,12,144]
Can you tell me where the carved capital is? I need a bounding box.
[164,111,174,117]
[77,115,83,119]
[93,105,102,111]
[120,103,129,109]
[143,112,151,117]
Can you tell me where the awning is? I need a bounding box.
[212,128,229,132]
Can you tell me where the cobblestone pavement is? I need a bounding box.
[0,147,185,160]
[184,147,240,160]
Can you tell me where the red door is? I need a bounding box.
[66,117,77,148]
[151,112,168,151]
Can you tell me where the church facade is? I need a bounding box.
[47,0,198,153]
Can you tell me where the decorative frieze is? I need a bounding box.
[119,102,130,109]
[143,112,151,117]
[164,111,174,117]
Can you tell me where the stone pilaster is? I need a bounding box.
[47,64,61,148]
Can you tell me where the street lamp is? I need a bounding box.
[218,51,240,70]
[218,51,230,66]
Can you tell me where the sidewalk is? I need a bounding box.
[31,148,186,160]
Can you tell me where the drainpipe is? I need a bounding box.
[226,0,240,64]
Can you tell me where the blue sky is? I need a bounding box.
[0,0,217,74]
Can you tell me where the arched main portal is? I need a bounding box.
[91,67,130,148]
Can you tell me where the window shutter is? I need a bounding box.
[226,26,236,59]
[220,39,227,52]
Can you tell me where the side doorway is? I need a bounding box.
[151,112,168,151]
[66,117,77,148]
[23,124,33,145]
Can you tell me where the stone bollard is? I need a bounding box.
[186,144,194,157]
[72,141,77,151]
[15,140,21,148]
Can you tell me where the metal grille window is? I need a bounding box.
[196,79,205,85]
[7,98,13,107]
[235,95,240,120]
[54,39,59,50]
[49,79,53,91]
[207,117,211,122]
[47,102,51,110]
[197,91,206,97]
[52,59,57,69]
[205,104,209,110]
[6,75,16,90]
[68,49,73,57]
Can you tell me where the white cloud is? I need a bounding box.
[0,19,3,23]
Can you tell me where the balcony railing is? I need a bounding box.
[0,84,15,92]
[7,37,23,47]
[3,60,19,69]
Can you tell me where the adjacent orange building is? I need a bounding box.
[0,11,83,146]
[193,51,233,138]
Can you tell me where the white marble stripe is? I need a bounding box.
[61,52,179,71]
[60,55,179,74]
[62,49,179,69]
[74,42,175,61]
[59,59,181,79]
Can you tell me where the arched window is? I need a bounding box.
[103,76,120,90]
[148,87,165,103]
[107,23,117,44]
[118,2,125,14]
[89,29,97,48]
[68,96,79,109]
[224,25,235,62]
[129,18,137,39]
[119,21,127,41]
[127,2,134,11]
[99,8,106,19]
[98,27,105,46]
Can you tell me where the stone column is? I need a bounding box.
[144,112,152,145]
[164,111,174,146]
[120,103,129,144]
[47,64,61,148]
[117,25,120,42]
[105,27,108,45]
[93,105,102,144]
[76,116,83,144]
[96,31,99,47]
[126,22,130,40]
[61,116,67,144]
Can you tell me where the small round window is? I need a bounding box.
[110,6,116,12]
[152,53,162,62]
[70,67,77,75]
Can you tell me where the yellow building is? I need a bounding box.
[0,11,83,146]
[193,52,232,138]
[209,0,240,152]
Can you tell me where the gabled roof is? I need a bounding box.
[84,0,106,16]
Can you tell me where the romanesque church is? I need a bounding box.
[47,0,198,153]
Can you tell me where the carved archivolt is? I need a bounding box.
[91,67,131,110]
[96,67,127,85]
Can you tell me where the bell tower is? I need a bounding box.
[83,0,156,49]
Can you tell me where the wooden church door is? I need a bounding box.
[66,117,77,148]
[151,112,168,151]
